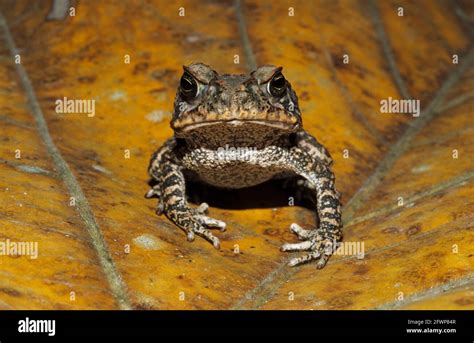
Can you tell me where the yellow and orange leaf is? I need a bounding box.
[0,0,472,310]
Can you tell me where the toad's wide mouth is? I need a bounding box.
[171,111,301,134]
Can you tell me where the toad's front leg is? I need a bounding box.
[147,140,226,248]
[280,147,343,269]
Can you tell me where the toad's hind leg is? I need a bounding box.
[147,140,226,249]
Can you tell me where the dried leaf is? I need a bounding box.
[0,0,472,309]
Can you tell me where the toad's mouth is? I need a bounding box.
[171,111,301,134]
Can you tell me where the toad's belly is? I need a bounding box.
[181,148,292,189]
[185,163,290,189]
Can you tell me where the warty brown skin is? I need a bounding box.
[147,63,342,268]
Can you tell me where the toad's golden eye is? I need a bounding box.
[268,72,286,97]
[180,72,198,99]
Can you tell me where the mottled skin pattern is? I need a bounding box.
[147,63,342,268]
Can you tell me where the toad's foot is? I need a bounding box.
[145,186,165,215]
[281,223,337,269]
[169,202,226,249]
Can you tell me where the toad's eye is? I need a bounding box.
[268,72,287,97]
[180,72,198,99]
